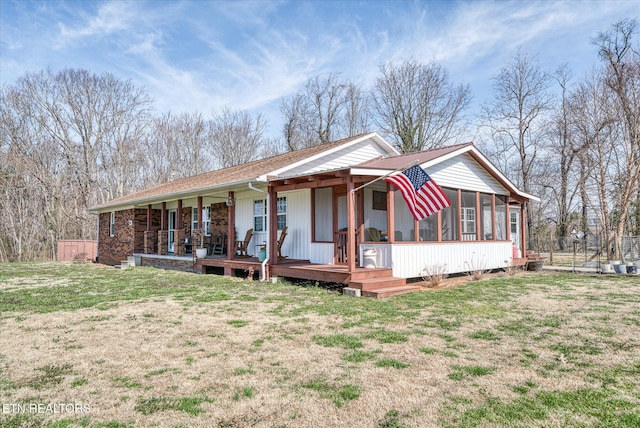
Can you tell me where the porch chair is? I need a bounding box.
[211,234,226,256]
[277,227,288,260]
[366,227,381,241]
[235,229,253,257]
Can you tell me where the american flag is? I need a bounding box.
[384,165,450,221]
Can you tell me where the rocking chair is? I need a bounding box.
[277,227,288,260]
[235,229,253,257]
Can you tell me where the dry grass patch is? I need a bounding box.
[0,263,638,427]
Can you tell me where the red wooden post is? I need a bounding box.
[161,202,167,230]
[521,201,527,256]
[505,198,511,242]
[491,194,496,241]
[475,192,481,241]
[347,181,356,272]
[227,192,235,261]
[387,182,395,243]
[197,196,203,229]
[269,186,278,265]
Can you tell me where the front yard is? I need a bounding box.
[0,263,638,427]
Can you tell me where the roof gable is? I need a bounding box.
[353,143,538,202]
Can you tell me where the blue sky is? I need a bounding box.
[1,0,638,140]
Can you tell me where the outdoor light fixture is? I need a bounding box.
[226,195,235,207]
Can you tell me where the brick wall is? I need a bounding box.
[98,208,149,265]
[210,202,228,240]
[98,210,134,266]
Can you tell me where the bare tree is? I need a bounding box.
[210,107,267,168]
[544,65,582,247]
[280,73,370,150]
[280,92,316,151]
[0,68,153,260]
[372,59,471,153]
[592,18,640,258]
[143,112,213,185]
[340,82,371,137]
[482,51,553,246]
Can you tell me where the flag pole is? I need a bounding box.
[351,159,421,193]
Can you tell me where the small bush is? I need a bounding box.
[421,264,448,287]
[73,252,89,264]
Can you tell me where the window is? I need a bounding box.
[462,207,476,234]
[254,198,287,232]
[277,197,287,230]
[192,207,211,235]
[109,212,115,237]
[460,191,476,239]
[254,200,266,232]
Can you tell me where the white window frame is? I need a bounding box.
[109,212,115,237]
[254,197,287,232]
[276,196,287,231]
[192,207,211,235]
[254,200,266,232]
[461,207,476,234]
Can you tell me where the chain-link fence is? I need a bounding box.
[531,233,640,271]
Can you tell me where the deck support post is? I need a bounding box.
[268,186,278,265]
[347,180,356,273]
[227,191,235,261]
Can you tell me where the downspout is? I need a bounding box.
[248,182,269,281]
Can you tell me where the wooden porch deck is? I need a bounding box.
[196,256,420,298]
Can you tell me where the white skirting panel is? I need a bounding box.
[360,242,513,278]
[309,242,334,264]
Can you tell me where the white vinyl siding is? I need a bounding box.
[314,188,333,242]
[361,241,513,278]
[427,153,509,195]
[280,140,393,178]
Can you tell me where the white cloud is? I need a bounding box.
[55,1,136,48]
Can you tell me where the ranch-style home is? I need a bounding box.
[91,132,538,297]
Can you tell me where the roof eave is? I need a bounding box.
[90,177,259,212]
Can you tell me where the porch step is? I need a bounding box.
[362,285,421,298]
[350,268,394,281]
[117,258,135,270]
[348,276,407,291]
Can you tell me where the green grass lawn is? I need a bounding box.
[0,262,638,427]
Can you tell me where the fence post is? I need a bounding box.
[549,232,553,265]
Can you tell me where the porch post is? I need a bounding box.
[457,190,462,241]
[520,201,527,257]
[197,196,203,229]
[226,191,235,263]
[144,204,155,254]
[347,181,356,272]
[356,188,364,245]
[177,199,183,229]
[268,186,278,265]
[161,202,167,230]
[475,192,481,241]
[158,202,168,256]
[387,182,395,243]
[174,199,185,256]
[505,200,511,242]
[491,194,497,241]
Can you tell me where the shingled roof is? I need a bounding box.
[92,133,380,210]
